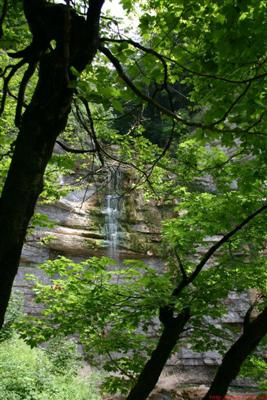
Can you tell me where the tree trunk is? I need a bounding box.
[127,307,190,400]
[203,305,267,399]
[0,0,104,328]
[0,53,72,327]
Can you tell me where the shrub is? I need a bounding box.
[0,335,101,400]
[0,291,24,341]
[44,335,82,375]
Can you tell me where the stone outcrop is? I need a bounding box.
[13,168,260,392]
[18,171,166,265]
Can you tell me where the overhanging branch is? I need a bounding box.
[99,45,265,136]
[99,45,192,127]
[101,37,267,85]
[172,203,267,297]
[56,140,97,154]
[80,98,105,166]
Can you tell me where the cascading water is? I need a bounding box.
[103,167,122,259]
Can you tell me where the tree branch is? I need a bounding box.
[0,141,15,162]
[99,45,265,136]
[15,61,37,127]
[0,59,27,117]
[172,203,267,297]
[101,37,169,85]
[86,0,105,33]
[99,45,192,126]
[174,248,188,283]
[203,305,267,399]
[210,81,252,127]
[80,98,105,166]
[100,37,267,85]
[73,98,159,194]
[55,140,97,154]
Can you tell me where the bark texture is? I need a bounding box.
[203,305,267,399]
[0,0,104,328]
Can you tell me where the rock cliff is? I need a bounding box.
[13,167,257,391]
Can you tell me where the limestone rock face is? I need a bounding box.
[19,174,166,265]
[20,243,50,266]
[15,173,167,315]
[14,168,257,390]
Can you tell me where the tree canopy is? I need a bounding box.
[0,0,267,399]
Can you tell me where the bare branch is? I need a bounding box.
[92,104,142,122]
[169,58,267,85]
[144,61,178,177]
[80,98,105,166]
[0,59,26,117]
[174,248,188,283]
[72,98,105,165]
[246,109,267,132]
[56,140,97,154]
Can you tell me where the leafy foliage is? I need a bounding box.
[0,291,24,341]
[241,354,267,392]
[18,256,174,393]
[1,0,267,397]
[0,335,101,400]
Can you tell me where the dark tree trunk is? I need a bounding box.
[127,307,190,400]
[203,305,267,399]
[0,54,72,327]
[0,0,104,328]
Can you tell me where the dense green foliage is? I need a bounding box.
[0,293,101,399]
[18,231,267,393]
[0,335,101,400]
[18,257,172,393]
[1,0,267,397]
[241,353,267,392]
[0,291,24,341]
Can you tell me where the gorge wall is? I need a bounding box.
[14,165,256,391]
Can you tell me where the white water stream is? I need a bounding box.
[103,167,122,259]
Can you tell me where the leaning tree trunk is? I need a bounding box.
[0,0,104,328]
[127,307,190,400]
[203,305,267,399]
[0,54,72,327]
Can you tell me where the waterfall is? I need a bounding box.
[103,167,122,259]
